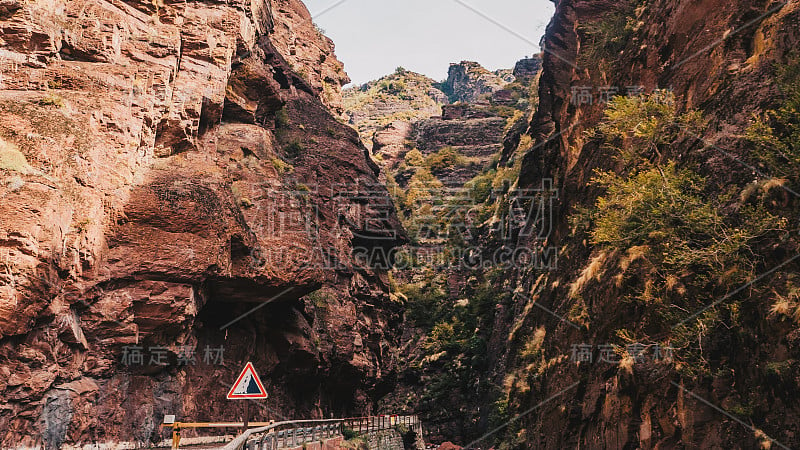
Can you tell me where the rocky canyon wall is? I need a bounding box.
[0,0,404,447]
[492,0,800,448]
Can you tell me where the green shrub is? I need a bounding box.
[426,146,469,174]
[591,162,783,279]
[592,163,716,249]
[589,91,784,292]
[745,57,800,182]
[488,105,518,118]
[402,167,442,211]
[306,289,335,308]
[576,1,644,68]
[37,93,65,108]
[284,139,305,158]
[465,171,494,204]
[342,428,358,440]
[378,79,407,95]
[424,322,456,353]
[271,157,294,175]
[596,91,704,166]
[0,139,30,173]
[489,396,511,434]
[401,278,448,328]
[275,108,290,129]
[590,93,782,277]
[403,148,425,167]
[394,423,410,436]
[765,359,796,377]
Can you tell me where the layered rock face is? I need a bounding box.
[414,104,507,154]
[409,106,508,186]
[440,61,515,103]
[0,0,404,447]
[267,0,350,114]
[489,0,800,448]
[371,103,508,184]
[356,60,537,189]
[512,57,541,81]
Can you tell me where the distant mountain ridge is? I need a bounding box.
[343,58,541,147]
[343,68,448,148]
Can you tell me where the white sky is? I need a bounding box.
[303,0,555,85]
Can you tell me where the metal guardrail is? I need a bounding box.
[342,415,420,435]
[225,415,421,450]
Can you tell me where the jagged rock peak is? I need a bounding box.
[441,60,516,103]
[513,56,542,80]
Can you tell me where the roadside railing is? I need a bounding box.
[222,418,343,450]
[342,415,419,435]
[225,415,420,450]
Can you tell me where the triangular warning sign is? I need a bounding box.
[227,362,268,399]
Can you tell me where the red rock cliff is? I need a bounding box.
[497,0,800,448]
[0,0,404,447]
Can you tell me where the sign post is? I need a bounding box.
[244,401,249,430]
[227,362,268,431]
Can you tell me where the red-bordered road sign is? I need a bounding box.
[227,362,268,399]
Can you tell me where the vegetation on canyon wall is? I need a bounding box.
[746,55,800,187]
[576,1,645,70]
[345,1,800,447]
[348,60,542,442]
[571,92,792,379]
[487,0,800,447]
